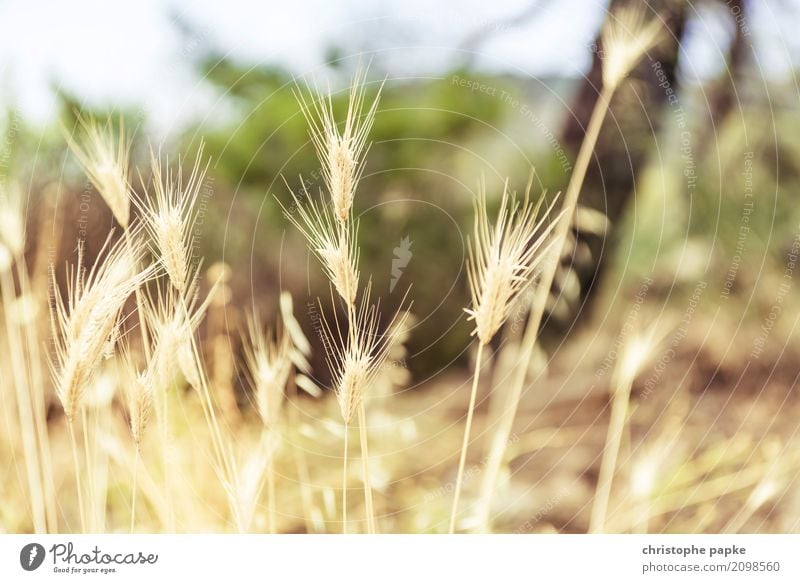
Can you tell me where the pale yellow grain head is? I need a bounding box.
[296,68,382,223]
[120,353,154,448]
[465,181,561,345]
[280,189,360,306]
[244,313,293,429]
[65,116,132,229]
[320,283,409,424]
[51,235,152,421]
[139,146,208,295]
[601,5,664,90]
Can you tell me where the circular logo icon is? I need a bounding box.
[20,543,46,571]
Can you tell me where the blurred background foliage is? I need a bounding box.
[3,0,800,385]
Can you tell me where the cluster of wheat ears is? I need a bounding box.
[0,7,671,534]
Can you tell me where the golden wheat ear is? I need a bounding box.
[277,180,360,305]
[465,180,562,346]
[242,311,292,429]
[63,114,132,230]
[119,345,154,448]
[50,233,155,422]
[318,281,410,424]
[601,5,664,90]
[134,143,210,296]
[294,67,383,223]
[140,275,210,393]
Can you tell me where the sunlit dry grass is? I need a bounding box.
[1,6,799,536]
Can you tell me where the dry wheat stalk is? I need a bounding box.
[286,70,394,533]
[590,322,664,533]
[0,184,25,257]
[1,182,60,532]
[474,7,664,532]
[0,184,49,533]
[449,181,559,533]
[242,311,299,533]
[120,350,154,532]
[65,114,159,371]
[142,262,231,529]
[49,233,153,533]
[224,437,274,533]
[278,291,325,532]
[319,282,409,534]
[136,146,244,530]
